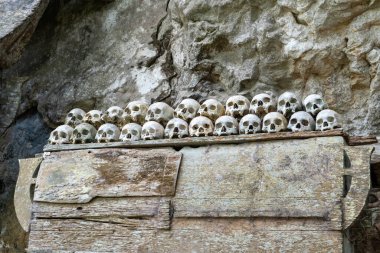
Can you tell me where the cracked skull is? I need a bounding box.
[123,101,149,125]
[239,114,261,134]
[316,109,342,131]
[250,93,276,118]
[214,116,238,136]
[96,123,121,143]
[120,123,142,142]
[174,98,200,122]
[277,92,302,118]
[72,123,97,144]
[145,102,174,126]
[303,94,328,117]
[225,95,250,119]
[84,110,104,129]
[101,106,124,126]
[288,111,316,132]
[189,116,214,137]
[262,112,288,133]
[165,118,189,139]
[65,108,86,127]
[197,99,225,122]
[48,125,74,144]
[142,121,164,140]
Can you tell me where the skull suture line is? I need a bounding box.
[239,114,261,134]
[123,101,149,125]
[120,123,142,142]
[225,95,250,120]
[102,106,124,126]
[250,93,277,118]
[303,94,328,117]
[165,118,189,139]
[277,92,302,118]
[262,112,288,133]
[48,125,74,144]
[65,108,86,127]
[197,99,225,122]
[316,109,342,131]
[189,116,214,137]
[288,111,316,132]
[142,121,165,140]
[72,123,97,144]
[145,102,174,126]
[84,110,104,129]
[96,123,121,143]
[174,98,200,122]
[214,116,239,136]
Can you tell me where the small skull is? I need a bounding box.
[214,116,238,136]
[250,93,277,118]
[48,125,74,144]
[262,112,288,133]
[84,110,104,129]
[303,94,328,117]
[316,109,342,131]
[65,108,86,127]
[145,102,174,126]
[174,98,201,122]
[101,106,124,126]
[288,111,316,132]
[72,123,97,144]
[123,101,149,125]
[225,95,250,120]
[120,123,142,142]
[142,121,165,140]
[277,92,302,118]
[165,118,189,139]
[197,99,225,122]
[189,116,214,137]
[96,123,121,143]
[239,114,261,134]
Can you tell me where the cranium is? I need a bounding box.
[174,98,200,122]
[120,123,142,142]
[142,121,165,140]
[95,123,121,143]
[225,95,250,120]
[250,93,277,118]
[84,110,104,129]
[189,116,214,137]
[65,108,86,127]
[145,102,174,126]
[197,99,225,122]
[316,109,342,131]
[303,94,328,117]
[214,116,238,136]
[165,118,189,139]
[72,123,97,144]
[262,112,288,133]
[288,111,316,132]
[101,106,124,126]
[122,101,149,125]
[239,114,261,134]
[277,92,302,118]
[48,125,74,144]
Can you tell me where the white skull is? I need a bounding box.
[84,110,104,129]
[250,93,277,118]
[189,116,214,137]
[165,118,189,139]
[277,92,302,118]
[214,116,238,136]
[48,125,74,144]
[123,101,149,125]
[197,99,225,122]
[262,112,288,133]
[101,106,124,126]
[239,114,261,134]
[96,123,121,143]
[145,102,174,126]
[225,95,250,119]
[142,121,165,140]
[120,123,142,142]
[288,111,316,132]
[174,98,200,122]
[72,123,97,144]
[316,109,342,131]
[303,94,328,117]
[65,108,86,127]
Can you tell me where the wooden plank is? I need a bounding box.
[345,135,378,146]
[34,148,181,203]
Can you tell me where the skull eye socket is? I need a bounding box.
[327,116,334,122]
[216,123,222,128]
[52,131,58,136]
[264,120,270,126]
[68,113,73,118]
[82,129,89,135]
[290,118,297,125]
[142,130,147,135]
[93,114,99,118]
[179,124,186,130]
[306,103,312,109]
[112,110,117,114]
[131,130,138,135]
[107,130,113,135]
[200,104,206,109]
[204,124,210,129]
[253,122,259,127]
[238,100,245,105]
[251,99,257,105]
[209,105,216,110]
[316,99,323,104]
[274,119,282,125]
[167,123,174,129]
[227,102,233,107]
[317,119,323,124]
[59,132,67,138]
[243,121,249,126]
[192,124,199,130]
[178,104,184,109]
[155,109,162,114]
[77,115,83,120]
[132,106,139,111]
[125,108,131,114]
[149,128,155,133]
[301,120,309,126]
[188,108,194,113]
[73,130,78,135]
[290,98,297,104]
[226,122,233,128]
[263,97,270,103]
[122,129,128,135]
[279,100,285,106]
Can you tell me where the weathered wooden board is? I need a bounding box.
[34,148,182,203]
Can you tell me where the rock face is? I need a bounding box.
[1,0,380,251]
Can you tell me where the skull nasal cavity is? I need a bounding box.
[221,126,227,132]
[323,122,328,127]
[270,124,275,130]
[233,104,238,109]
[173,127,179,133]
[285,102,290,107]
[313,104,319,109]
[258,101,263,106]
[296,123,301,129]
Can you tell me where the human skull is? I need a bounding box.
[120,123,142,142]
[165,118,189,139]
[288,111,316,132]
[303,94,328,117]
[277,92,302,118]
[122,101,149,125]
[214,116,238,136]
[250,93,277,118]
[174,98,200,122]
[72,123,97,144]
[142,121,165,140]
[316,109,342,131]
[84,110,104,129]
[48,125,74,144]
[262,112,288,133]
[145,102,174,126]
[189,116,214,137]
[65,108,86,127]
[101,106,124,127]
[239,114,261,134]
[96,123,121,143]
[197,99,225,122]
[225,95,250,119]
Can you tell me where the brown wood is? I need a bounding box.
[344,135,378,146]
